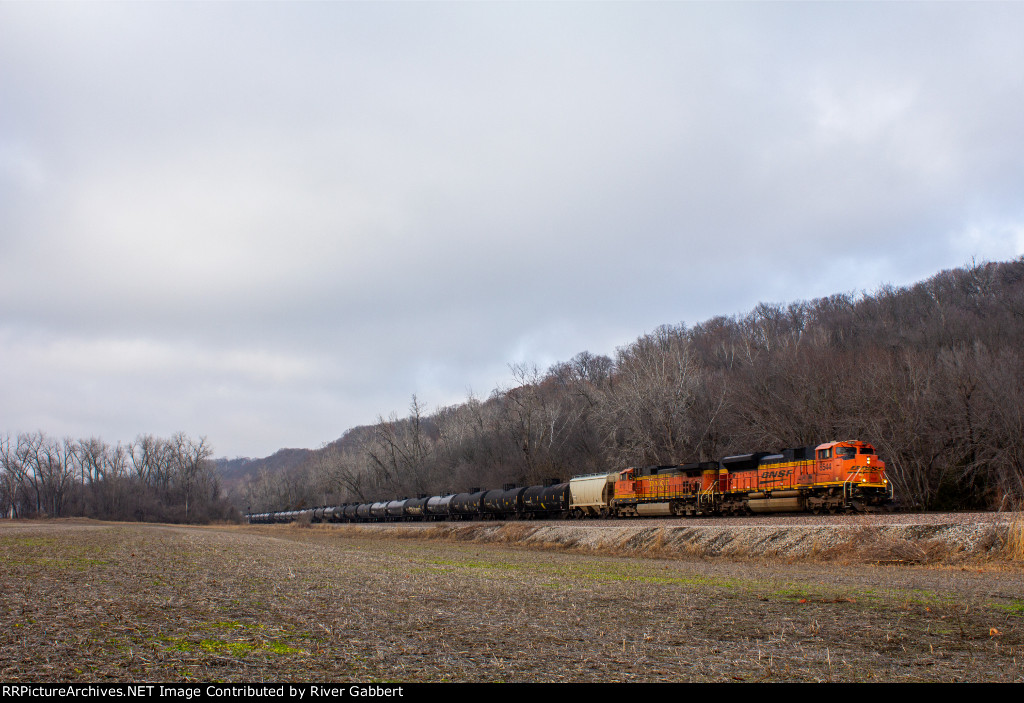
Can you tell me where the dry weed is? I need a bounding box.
[1002,511,1024,562]
[494,523,536,543]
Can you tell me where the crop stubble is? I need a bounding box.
[0,518,1022,683]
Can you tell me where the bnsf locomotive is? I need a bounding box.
[246,439,894,524]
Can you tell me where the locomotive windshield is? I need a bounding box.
[836,447,857,458]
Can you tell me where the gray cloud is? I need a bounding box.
[2,3,1023,456]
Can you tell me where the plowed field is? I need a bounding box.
[1,518,1022,682]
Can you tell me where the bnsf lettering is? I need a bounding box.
[761,469,793,479]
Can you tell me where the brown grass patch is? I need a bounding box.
[1002,512,1024,562]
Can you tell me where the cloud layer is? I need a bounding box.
[2,3,1023,456]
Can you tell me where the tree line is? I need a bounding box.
[236,257,1024,514]
[0,431,237,522]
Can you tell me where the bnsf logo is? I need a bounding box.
[761,469,793,480]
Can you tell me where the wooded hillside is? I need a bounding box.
[237,257,1024,513]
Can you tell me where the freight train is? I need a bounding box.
[246,439,895,524]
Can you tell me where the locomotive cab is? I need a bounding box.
[814,440,886,485]
[808,440,891,512]
[613,468,637,501]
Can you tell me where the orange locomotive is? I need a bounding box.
[611,440,893,517]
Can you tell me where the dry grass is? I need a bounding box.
[1,519,1023,683]
[313,513,1015,566]
[1003,512,1024,562]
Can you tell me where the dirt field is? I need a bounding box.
[1,518,1022,682]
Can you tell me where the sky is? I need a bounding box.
[2,2,1023,459]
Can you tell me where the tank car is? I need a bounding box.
[499,486,528,518]
[425,494,455,520]
[449,490,486,520]
[522,481,569,519]
[404,496,430,519]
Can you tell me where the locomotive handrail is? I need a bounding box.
[848,464,868,484]
[844,463,873,502]
[697,482,717,508]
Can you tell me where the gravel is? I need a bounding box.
[320,510,1020,563]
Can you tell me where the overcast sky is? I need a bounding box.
[2,2,1023,458]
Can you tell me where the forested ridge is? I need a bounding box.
[237,257,1024,514]
[5,258,1023,522]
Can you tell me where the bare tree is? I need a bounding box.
[312,442,370,502]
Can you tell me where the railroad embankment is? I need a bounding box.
[308,511,1023,564]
